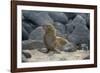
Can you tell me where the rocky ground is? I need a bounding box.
[23,49,90,62]
[22,10,90,62]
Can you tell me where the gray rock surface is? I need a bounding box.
[78,13,90,28]
[29,27,45,40]
[62,43,77,52]
[22,27,29,40]
[64,13,76,19]
[65,23,75,35]
[22,51,32,58]
[65,14,87,35]
[22,21,33,33]
[68,24,89,45]
[22,54,28,62]
[22,40,45,50]
[54,22,66,34]
[72,15,87,26]
[23,11,54,25]
[49,12,68,24]
[64,15,89,45]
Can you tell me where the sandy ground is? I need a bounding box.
[24,49,90,62]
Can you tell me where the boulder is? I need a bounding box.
[65,14,87,35]
[49,12,68,24]
[23,11,54,25]
[54,22,66,34]
[64,15,89,45]
[78,13,90,28]
[72,15,87,26]
[22,21,34,33]
[65,19,75,35]
[62,43,77,52]
[22,40,45,50]
[68,24,89,45]
[29,26,45,40]
[22,51,32,58]
[22,54,28,62]
[65,23,75,35]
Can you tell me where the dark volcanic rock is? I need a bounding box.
[68,24,89,45]
[62,43,77,52]
[22,27,29,40]
[22,21,34,33]
[64,13,76,19]
[65,23,75,35]
[22,40,45,50]
[22,51,32,58]
[54,22,66,34]
[49,12,68,24]
[65,15,87,35]
[67,15,89,45]
[29,27,45,40]
[78,13,90,28]
[71,15,87,26]
[22,54,28,62]
[65,19,75,35]
[23,11,54,25]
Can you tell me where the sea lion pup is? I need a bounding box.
[42,24,70,53]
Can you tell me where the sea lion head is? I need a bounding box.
[42,23,55,33]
